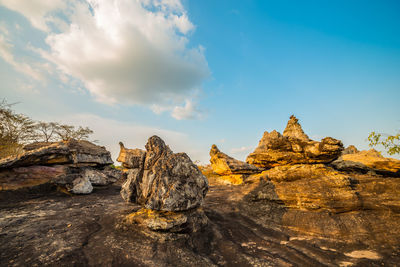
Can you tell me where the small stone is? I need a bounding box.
[70,176,93,194]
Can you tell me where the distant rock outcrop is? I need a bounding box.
[209,144,260,175]
[118,136,209,232]
[332,149,400,176]
[342,145,359,155]
[246,115,343,168]
[0,140,122,193]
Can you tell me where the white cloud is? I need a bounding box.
[0,0,66,32]
[171,99,203,120]
[0,0,210,119]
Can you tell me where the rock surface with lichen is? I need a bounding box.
[119,136,208,211]
[118,136,209,232]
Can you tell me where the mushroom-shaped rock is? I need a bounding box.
[120,136,209,211]
[246,116,343,168]
[209,144,260,175]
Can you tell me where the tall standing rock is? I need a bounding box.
[246,116,343,168]
[118,136,209,232]
[120,136,208,211]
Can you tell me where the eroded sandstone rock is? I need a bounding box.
[255,164,360,212]
[120,136,208,211]
[117,142,146,169]
[209,144,260,175]
[341,149,400,175]
[342,145,359,155]
[246,116,343,168]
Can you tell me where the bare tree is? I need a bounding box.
[35,121,60,142]
[0,99,95,158]
[0,99,37,157]
[55,125,93,141]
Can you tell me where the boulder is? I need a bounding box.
[120,136,208,211]
[0,139,113,169]
[209,144,260,175]
[246,116,343,168]
[69,176,93,194]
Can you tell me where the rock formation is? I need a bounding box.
[332,148,400,176]
[209,144,260,175]
[246,115,343,168]
[118,136,209,232]
[0,139,122,193]
[208,144,260,184]
[342,145,359,155]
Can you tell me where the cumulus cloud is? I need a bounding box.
[172,99,204,120]
[0,0,210,119]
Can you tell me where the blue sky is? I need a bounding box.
[1,0,399,162]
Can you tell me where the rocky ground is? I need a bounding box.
[1,176,399,267]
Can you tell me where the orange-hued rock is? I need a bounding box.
[257,164,360,212]
[117,142,146,169]
[209,144,260,175]
[246,116,343,168]
[340,149,400,175]
[124,208,208,233]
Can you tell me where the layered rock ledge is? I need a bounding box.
[0,140,122,193]
[332,148,400,176]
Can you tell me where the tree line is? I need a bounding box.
[0,99,93,158]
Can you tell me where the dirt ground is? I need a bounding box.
[1,180,399,266]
